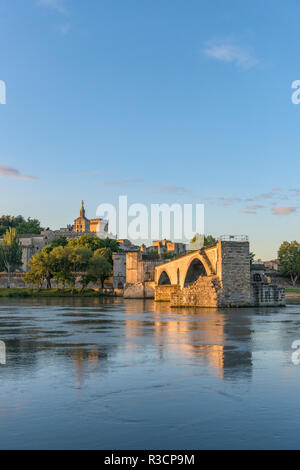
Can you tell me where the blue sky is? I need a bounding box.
[0,0,300,259]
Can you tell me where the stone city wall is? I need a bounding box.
[251,283,285,306]
[169,276,222,307]
[124,281,155,299]
[155,284,180,302]
[0,273,114,290]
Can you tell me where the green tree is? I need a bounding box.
[100,238,119,252]
[87,255,112,289]
[68,234,103,251]
[51,246,75,290]
[162,251,176,260]
[25,246,56,289]
[0,215,42,236]
[51,236,68,248]
[68,247,93,292]
[16,218,42,235]
[278,241,300,286]
[250,252,255,265]
[69,247,93,271]
[24,268,43,290]
[68,235,119,253]
[0,227,23,288]
[204,235,217,248]
[190,234,217,250]
[94,247,113,264]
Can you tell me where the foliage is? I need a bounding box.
[24,243,111,291]
[142,250,160,260]
[278,241,300,286]
[25,246,56,289]
[0,228,23,287]
[0,215,23,236]
[67,235,119,253]
[16,218,42,235]
[69,247,93,272]
[87,255,112,289]
[24,269,43,290]
[94,247,113,264]
[0,215,42,236]
[190,234,217,249]
[162,251,176,260]
[250,252,255,265]
[51,236,68,248]
[50,246,76,290]
[204,235,217,248]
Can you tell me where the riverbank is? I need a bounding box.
[285,288,300,298]
[0,288,115,298]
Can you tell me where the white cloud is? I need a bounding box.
[272,206,297,216]
[38,0,66,14]
[218,197,242,206]
[257,193,273,200]
[247,205,264,210]
[203,39,257,69]
[0,165,37,181]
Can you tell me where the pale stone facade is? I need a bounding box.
[19,235,49,272]
[152,239,186,255]
[154,241,285,307]
[74,201,107,234]
[123,251,165,298]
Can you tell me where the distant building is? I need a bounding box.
[254,258,280,272]
[152,239,187,255]
[74,200,108,234]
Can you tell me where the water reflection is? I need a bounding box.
[124,301,253,381]
[0,298,300,449]
[0,298,255,385]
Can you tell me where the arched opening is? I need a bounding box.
[184,258,207,287]
[158,271,171,285]
[253,273,262,282]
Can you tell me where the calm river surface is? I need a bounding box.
[0,297,299,449]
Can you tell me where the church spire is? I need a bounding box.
[80,200,85,218]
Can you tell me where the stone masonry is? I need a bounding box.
[154,240,285,308]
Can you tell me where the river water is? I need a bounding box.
[0,297,299,449]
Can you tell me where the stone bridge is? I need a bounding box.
[155,241,252,307]
[155,245,218,289]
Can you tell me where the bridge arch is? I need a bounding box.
[158,270,171,285]
[155,249,216,289]
[184,258,207,287]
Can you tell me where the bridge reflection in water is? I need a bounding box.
[1,297,253,390]
[123,300,253,381]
